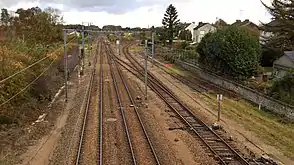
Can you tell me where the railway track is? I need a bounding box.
[74,40,101,165]
[104,42,161,165]
[114,45,252,165]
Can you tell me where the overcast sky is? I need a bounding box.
[1,0,273,28]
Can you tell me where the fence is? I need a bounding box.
[148,45,294,120]
[175,60,294,120]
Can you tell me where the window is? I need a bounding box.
[200,30,205,35]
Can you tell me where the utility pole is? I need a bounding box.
[63,30,68,102]
[82,25,85,70]
[144,39,148,100]
[151,31,155,67]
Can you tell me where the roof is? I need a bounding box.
[231,19,259,28]
[284,51,294,61]
[185,23,197,30]
[193,22,210,30]
[267,20,280,27]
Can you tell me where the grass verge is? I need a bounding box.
[166,63,294,159]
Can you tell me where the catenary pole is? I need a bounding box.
[151,31,155,67]
[63,30,68,102]
[144,39,148,100]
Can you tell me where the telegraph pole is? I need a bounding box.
[144,39,148,100]
[151,31,155,67]
[63,30,68,102]
[82,25,85,71]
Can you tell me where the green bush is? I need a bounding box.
[268,71,294,105]
[197,26,261,80]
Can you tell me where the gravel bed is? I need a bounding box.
[78,60,99,165]
[49,44,97,165]
[128,49,219,164]
[113,63,157,165]
[103,51,133,165]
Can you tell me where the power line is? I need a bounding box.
[0,37,77,107]
[0,59,55,108]
[0,37,77,84]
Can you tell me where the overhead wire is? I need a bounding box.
[0,36,77,107]
[0,37,77,84]
[0,59,55,107]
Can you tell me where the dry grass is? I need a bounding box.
[166,64,294,159]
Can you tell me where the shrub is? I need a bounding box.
[268,71,294,105]
[197,26,261,80]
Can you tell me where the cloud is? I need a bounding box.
[1,0,188,14]
[2,0,272,28]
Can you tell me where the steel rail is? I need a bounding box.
[75,41,100,165]
[105,42,137,165]
[105,43,161,165]
[120,44,250,165]
[98,39,104,165]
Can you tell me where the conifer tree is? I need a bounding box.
[262,0,294,50]
[162,4,180,44]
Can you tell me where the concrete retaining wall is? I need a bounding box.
[175,60,294,120]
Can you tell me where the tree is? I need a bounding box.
[162,4,180,44]
[178,30,192,41]
[261,0,294,51]
[197,26,261,80]
[1,8,10,26]
[12,7,63,44]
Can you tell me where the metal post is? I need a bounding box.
[82,25,85,69]
[63,30,68,102]
[151,32,154,67]
[217,94,222,122]
[118,37,120,56]
[144,39,148,100]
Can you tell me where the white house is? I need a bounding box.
[193,23,216,43]
[184,22,198,41]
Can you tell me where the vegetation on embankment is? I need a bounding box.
[0,7,77,126]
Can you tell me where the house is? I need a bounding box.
[193,22,216,43]
[259,20,278,44]
[184,22,198,41]
[273,51,294,78]
[231,19,260,38]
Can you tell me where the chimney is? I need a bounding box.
[192,22,195,24]
[244,19,249,23]
[236,19,241,23]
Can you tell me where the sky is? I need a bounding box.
[1,0,273,28]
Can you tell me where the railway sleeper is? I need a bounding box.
[184,116,197,123]
[191,123,203,127]
[178,110,191,117]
